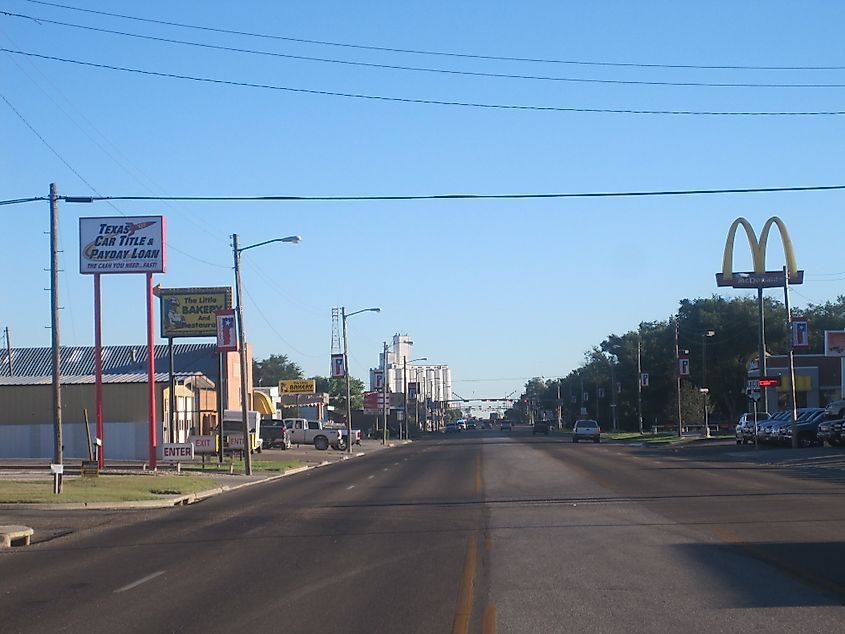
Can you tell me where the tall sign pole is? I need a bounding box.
[784,265,799,448]
[50,183,63,493]
[146,272,157,470]
[636,330,643,435]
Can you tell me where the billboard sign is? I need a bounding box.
[408,381,418,399]
[157,286,232,338]
[824,330,845,357]
[279,379,317,394]
[215,309,237,352]
[79,216,166,274]
[715,216,803,288]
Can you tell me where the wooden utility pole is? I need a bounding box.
[50,183,64,493]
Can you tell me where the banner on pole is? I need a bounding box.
[331,354,346,378]
[215,309,237,352]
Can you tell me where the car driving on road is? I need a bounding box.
[532,420,549,435]
[572,419,601,443]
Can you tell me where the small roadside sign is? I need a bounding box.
[162,443,195,462]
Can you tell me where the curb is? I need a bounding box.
[0,445,397,511]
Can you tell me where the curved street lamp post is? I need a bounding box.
[233,234,301,476]
[341,307,381,453]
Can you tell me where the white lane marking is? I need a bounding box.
[368,475,375,479]
[403,458,408,461]
[394,462,399,465]
[346,485,355,490]
[114,570,166,594]
[383,468,389,471]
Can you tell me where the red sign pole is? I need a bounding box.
[146,272,157,470]
[94,273,104,468]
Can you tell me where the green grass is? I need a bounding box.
[0,474,214,504]
[183,458,301,473]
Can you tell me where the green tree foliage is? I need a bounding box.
[312,375,365,411]
[253,354,302,387]
[520,294,845,431]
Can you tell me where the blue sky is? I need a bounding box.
[2,1,844,405]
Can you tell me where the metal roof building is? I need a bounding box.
[0,344,220,379]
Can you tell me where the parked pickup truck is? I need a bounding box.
[284,418,341,451]
[324,424,362,450]
[261,419,292,450]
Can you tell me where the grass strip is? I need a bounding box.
[0,474,213,504]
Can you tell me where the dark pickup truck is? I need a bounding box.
[533,420,549,435]
[261,419,292,450]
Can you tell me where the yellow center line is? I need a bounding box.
[481,604,497,634]
[451,534,478,634]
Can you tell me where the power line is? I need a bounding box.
[5,11,845,89]
[22,0,845,72]
[5,48,845,116]
[2,184,844,208]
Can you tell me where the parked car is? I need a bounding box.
[444,421,459,433]
[261,419,292,450]
[499,420,512,432]
[467,420,477,430]
[736,411,771,445]
[572,419,600,443]
[779,408,826,447]
[323,424,362,450]
[824,398,845,421]
[214,409,263,453]
[817,419,843,446]
[456,419,468,430]
[757,411,789,445]
[532,420,549,435]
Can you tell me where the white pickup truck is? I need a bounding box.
[284,418,341,451]
[216,410,263,454]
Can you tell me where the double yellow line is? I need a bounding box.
[452,454,496,634]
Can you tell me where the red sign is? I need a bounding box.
[758,377,781,387]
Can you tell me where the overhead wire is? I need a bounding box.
[5,11,845,89]
[21,0,845,71]
[4,48,845,116]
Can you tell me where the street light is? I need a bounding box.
[233,233,301,475]
[341,307,381,454]
[403,356,427,440]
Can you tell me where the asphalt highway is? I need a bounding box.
[2,428,845,633]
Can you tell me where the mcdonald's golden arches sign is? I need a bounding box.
[715,216,803,289]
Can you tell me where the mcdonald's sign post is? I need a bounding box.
[716,217,803,288]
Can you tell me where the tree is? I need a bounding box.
[253,354,302,387]
[312,375,365,412]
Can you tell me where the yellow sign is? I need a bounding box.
[717,217,802,288]
[279,379,317,394]
[156,286,233,338]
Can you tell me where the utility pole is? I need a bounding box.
[675,317,683,438]
[556,380,562,429]
[4,326,12,376]
[50,183,63,493]
[636,330,643,435]
[342,308,352,453]
[784,265,799,448]
[383,341,389,445]
[609,359,618,432]
[232,234,253,476]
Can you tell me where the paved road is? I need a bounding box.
[2,428,845,633]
